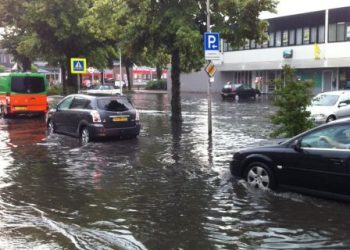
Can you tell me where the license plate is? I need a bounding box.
[15,106,27,110]
[112,116,128,122]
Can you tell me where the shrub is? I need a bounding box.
[145,80,167,90]
[47,84,63,95]
[271,65,314,138]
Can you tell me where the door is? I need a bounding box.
[322,71,333,92]
[336,93,350,119]
[54,96,74,133]
[277,124,350,195]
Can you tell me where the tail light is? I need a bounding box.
[135,110,140,121]
[90,110,101,123]
[6,93,10,104]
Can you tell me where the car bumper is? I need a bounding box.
[89,124,141,138]
[230,159,242,177]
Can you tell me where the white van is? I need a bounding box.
[308,90,350,123]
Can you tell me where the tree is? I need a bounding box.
[271,65,314,138]
[0,0,116,93]
[119,0,277,121]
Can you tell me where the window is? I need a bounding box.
[310,27,317,43]
[11,77,46,94]
[269,32,275,47]
[250,40,256,49]
[303,27,310,44]
[300,125,350,150]
[289,30,295,45]
[275,31,282,47]
[337,22,345,41]
[244,39,250,50]
[58,96,74,110]
[318,25,325,43]
[296,28,302,45]
[282,30,288,46]
[70,97,91,109]
[329,23,336,42]
[98,97,133,112]
[347,24,350,40]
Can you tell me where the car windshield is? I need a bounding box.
[97,97,133,112]
[311,94,339,106]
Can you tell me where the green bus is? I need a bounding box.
[0,72,48,117]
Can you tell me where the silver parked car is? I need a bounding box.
[308,90,350,123]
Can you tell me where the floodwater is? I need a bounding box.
[0,92,350,250]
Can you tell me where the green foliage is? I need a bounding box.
[0,65,5,73]
[145,80,167,90]
[271,65,315,138]
[47,84,63,96]
[31,64,38,72]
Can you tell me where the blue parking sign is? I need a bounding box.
[204,32,220,51]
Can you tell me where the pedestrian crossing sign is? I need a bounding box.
[70,58,87,74]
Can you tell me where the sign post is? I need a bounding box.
[204,30,220,135]
[71,58,87,92]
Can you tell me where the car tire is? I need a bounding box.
[80,127,91,144]
[326,115,336,123]
[244,161,276,190]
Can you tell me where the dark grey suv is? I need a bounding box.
[46,94,140,143]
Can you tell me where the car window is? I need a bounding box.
[70,97,91,109]
[301,125,350,149]
[312,94,339,106]
[97,97,133,112]
[57,96,74,110]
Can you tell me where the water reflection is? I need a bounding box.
[0,93,350,249]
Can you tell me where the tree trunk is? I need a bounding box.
[65,59,78,94]
[125,65,133,90]
[171,49,182,121]
[21,57,31,72]
[156,65,162,80]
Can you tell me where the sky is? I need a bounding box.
[260,0,350,19]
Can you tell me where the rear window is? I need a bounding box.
[11,76,46,93]
[97,97,133,112]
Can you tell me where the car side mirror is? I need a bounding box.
[292,139,302,152]
[339,102,347,107]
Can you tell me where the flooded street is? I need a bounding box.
[0,92,350,249]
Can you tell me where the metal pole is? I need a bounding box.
[119,48,123,95]
[207,0,212,135]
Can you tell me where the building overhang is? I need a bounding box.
[217,57,350,72]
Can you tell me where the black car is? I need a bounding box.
[221,84,260,100]
[230,118,350,201]
[46,94,140,143]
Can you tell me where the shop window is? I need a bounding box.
[347,24,350,40]
[310,27,317,43]
[250,40,256,49]
[289,30,295,45]
[275,31,282,47]
[303,27,310,44]
[262,39,268,48]
[318,25,325,43]
[244,39,250,49]
[329,23,336,42]
[337,22,345,41]
[282,30,288,46]
[269,32,275,47]
[296,28,302,45]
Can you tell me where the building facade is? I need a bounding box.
[176,4,350,94]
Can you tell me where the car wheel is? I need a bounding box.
[47,119,55,134]
[80,127,90,144]
[244,162,276,190]
[326,115,336,123]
